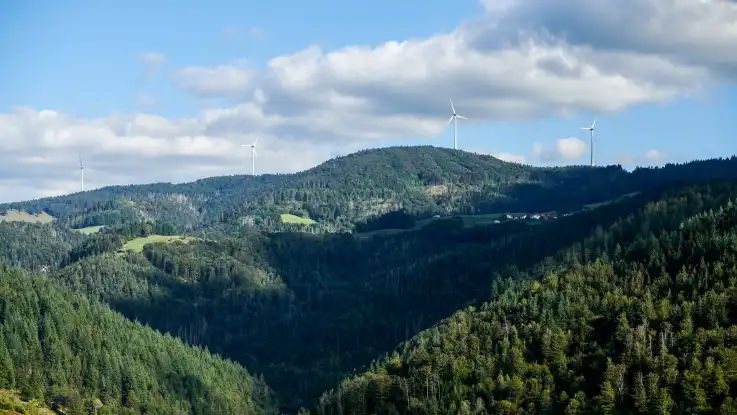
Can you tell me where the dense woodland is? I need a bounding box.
[314,182,737,414]
[3,147,737,234]
[1,146,737,413]
[0,266,275,414]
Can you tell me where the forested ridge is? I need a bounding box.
[43,186,668,411]
[2,147,737,413]
[2,147,737,234]
[313,181,737,414]
[25,181,737,413]
[0,265,276,414]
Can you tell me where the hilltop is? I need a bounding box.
[3,146,737,237]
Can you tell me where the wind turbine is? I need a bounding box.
[445,98,468,150]
[242,137,259,175]
[581,117,597,166]
[78,153,94,192]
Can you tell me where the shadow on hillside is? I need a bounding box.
[100,187,662,412]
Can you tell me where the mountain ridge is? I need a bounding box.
[4,146,737,236]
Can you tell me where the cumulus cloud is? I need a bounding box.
[532,137,587,162]
[2,0,737,202]
[165,0,737,152]
[0,107,360,202]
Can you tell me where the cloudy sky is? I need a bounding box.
[1,0,736,203]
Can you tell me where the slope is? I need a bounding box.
[0,222,84,273]
[312,181,737,414]
[45,180,725,412]
[0,265,276,414]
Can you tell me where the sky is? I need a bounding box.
[1,0,736,203]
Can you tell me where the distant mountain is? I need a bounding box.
[2,146,737,234]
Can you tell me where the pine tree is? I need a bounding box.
[0,335,14,389]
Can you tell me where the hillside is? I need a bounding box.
[313,181,737,414]
[0,265,276,414]
[3,146,736,235]
[3,148,737,412]
[38,180,737,412]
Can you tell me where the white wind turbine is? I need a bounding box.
[242,137,259,175]
[78,153,94,192]
[445,98,468,150]
[581,117,597,167]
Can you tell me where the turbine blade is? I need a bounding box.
[252,148,257,157]
[449,98,456,114]
[253,137,259,146]
[85,168,95,172]
[580,127,589,130]
[591,117,597,129]
[445,115,454,127]
[456,115,468,120]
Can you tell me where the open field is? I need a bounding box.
[75,225,105,234]
[0,209,54,224]
[119,235,198,253]
[280,213,317,225]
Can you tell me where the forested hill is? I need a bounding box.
[2,146,737,233]
[313,181,737,414]
[0,265,277,414]
[30,179,737,412]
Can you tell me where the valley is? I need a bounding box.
[1,147,737,413]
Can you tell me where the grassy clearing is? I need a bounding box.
[0,389,54,415]
[75,225,105,234]
[280,213,316,225]
[0,210,54,224]
[119,235,198,253]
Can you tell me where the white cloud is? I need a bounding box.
[0,107,359,202]
[492,152,527,164]
[532,137,587,162]
[645,149,665,161]
[616,154,639,165]
[170,0,736,146]
[2,0,737,202]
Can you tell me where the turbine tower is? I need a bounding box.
[78,153,94,192]
[242,137,259,175]
[445,98,467,150]
[581,117,597,166]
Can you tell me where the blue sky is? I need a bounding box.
[1,0,737,202]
